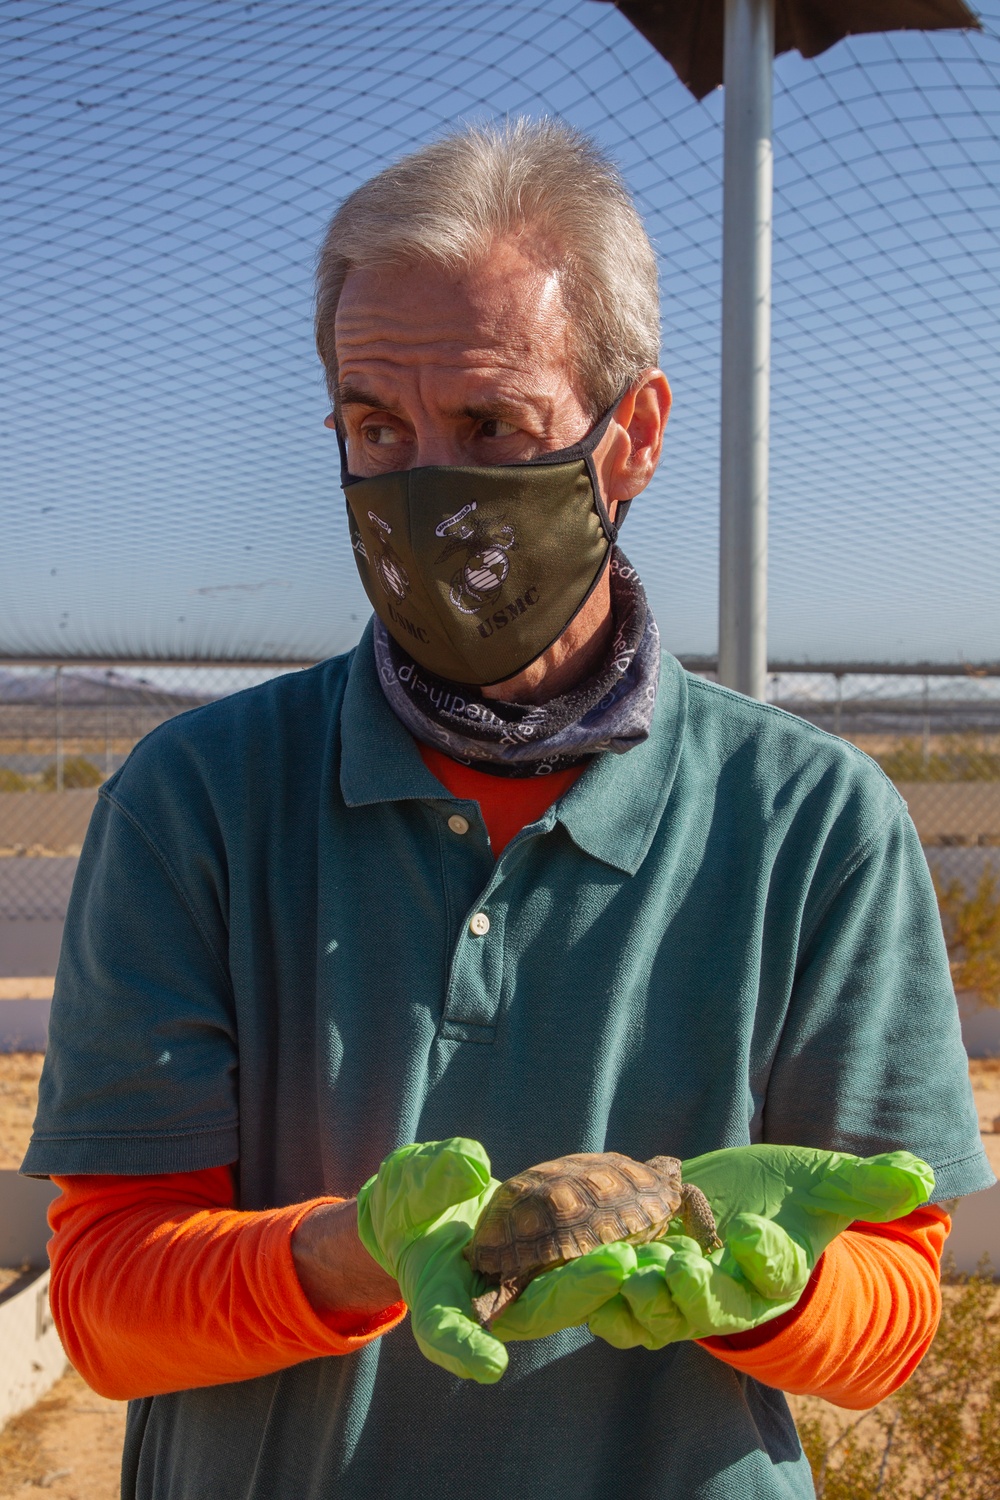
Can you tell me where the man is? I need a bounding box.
[25,120,991,1499]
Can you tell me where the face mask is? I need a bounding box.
[339,403,628,686]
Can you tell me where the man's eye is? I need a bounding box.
[480,419,517,439]
[362,425,400,446]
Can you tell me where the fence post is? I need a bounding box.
[54,665,64,794]
[104,670,113,780]
[718,0,774,702]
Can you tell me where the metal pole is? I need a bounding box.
[55,665,64,793]
[105,669,113,780]
[718,0,774,700]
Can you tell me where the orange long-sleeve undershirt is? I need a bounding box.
[45,743,950,1406]
[47,1167,407,1399]
[698,1205,949,1408]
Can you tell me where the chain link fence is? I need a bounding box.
[0,665,295,923]
[2,662,998,927]
[4,2,1000,667]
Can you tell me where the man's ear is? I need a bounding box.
[601,371,671,517]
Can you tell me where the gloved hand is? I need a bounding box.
[489,1239,641,1343]
[586,1145,935,1350]
[356,1137,508,1383]
[357,1137,643,1377]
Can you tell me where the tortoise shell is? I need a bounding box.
[465,1151,700,1324]
[468,1152,683,1283]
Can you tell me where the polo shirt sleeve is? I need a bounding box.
[22,777,239,1177]
[764,794,994,1203]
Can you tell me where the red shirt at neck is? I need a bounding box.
[418,742,584,857]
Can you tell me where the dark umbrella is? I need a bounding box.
[599,0,980,697]
[600,0,979,100]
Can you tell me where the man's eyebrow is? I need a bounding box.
[336,385,539,426]
[457,400,536,424]
[336,383,395,411]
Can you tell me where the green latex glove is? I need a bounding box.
[588,1145,935,1350]
[356,1137,508,1384]
[490,1239,640,1343]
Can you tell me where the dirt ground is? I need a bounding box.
[0,1051,44,1170]
[1,1050,998,1498]
[0,1370,124,1499]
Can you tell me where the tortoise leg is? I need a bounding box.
[471,1279,522,1329]
[678,1184,723,1254]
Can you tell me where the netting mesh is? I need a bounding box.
[2,664,998,924]
[3,0,998,665]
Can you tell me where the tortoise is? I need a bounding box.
[465,1151,722,1327]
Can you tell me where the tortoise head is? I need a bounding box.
[644,1155,683,1190]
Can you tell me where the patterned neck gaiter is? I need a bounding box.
[372,549,661,778]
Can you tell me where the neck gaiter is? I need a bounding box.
[373,550,660,778]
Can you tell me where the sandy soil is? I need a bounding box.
[1,1051,998,1498]
[0,979,55,1000]
[0,1051,43,1170]
[0,1369,125,1499]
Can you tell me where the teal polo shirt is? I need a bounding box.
[25,625,992,1500]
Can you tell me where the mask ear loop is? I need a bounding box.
[335,424,359,488]
[515,395,628,546]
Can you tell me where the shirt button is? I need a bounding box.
[448,814,470,836]
[469,912,491,937]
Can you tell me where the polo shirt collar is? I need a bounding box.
[340,620,689,875]
[553,650,687,874]
[340,622,445,806]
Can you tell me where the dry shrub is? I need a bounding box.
[39,755,103,790]
[797,1262,1000,1499]
[877,738,1000,783]
[936,872,1000,1010]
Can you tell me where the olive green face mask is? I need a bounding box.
[340,405,625,686]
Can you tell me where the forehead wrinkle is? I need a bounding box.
[335,324,545,368]
[335,292,567,368]
[336,349,556,405]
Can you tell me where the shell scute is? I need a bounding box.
[619,1203,652,1237]
[591,1205,629,1238]
[547,1180,588,1216]
[618,1159,660,1190]
[586,1166,624,1195]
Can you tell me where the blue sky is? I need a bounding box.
[2,0,998,664]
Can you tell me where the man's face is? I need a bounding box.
[331,239,595,475]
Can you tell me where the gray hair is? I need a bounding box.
[315,118,660,417]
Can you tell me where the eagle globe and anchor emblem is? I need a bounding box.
[363,501,523,629]
[434,502,516,614]
[363,510,411,603]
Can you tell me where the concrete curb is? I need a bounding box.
[945,1182,1000,1275]
[0,998,50,1052]
[0,1268,67,1431]
[958,995,1000,1058]
[0,1173,66,1432]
